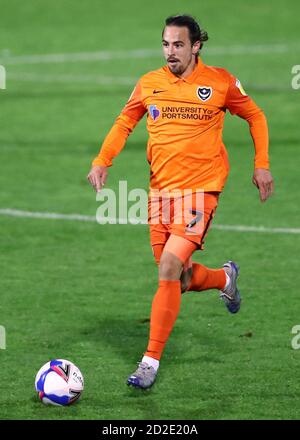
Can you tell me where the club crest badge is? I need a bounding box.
[197,86,212,102]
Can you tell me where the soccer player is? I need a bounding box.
[87,15,274,389]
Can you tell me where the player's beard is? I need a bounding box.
[168,62,183,75]
[168,54,193,76]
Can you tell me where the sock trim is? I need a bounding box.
[142,355,160,371]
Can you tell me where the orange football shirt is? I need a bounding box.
[92,57,269,192]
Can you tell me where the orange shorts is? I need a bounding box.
[148,191,219,265]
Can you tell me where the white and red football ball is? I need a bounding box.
[35,359,84,405]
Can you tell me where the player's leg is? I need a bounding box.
[127,192,240,389]
[144,236,197,356]
[153,245,194,293]
[147,194,194,293]
[177,192,241,312]
[127,234,196,389]
[170,191,225,293]
[182,261,241,313]
[180,257,192,292]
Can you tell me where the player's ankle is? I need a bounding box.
[223,272,230,290]
[142,355,160,372]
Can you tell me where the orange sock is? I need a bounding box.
[145,280,181,361]
[187,263,226,292]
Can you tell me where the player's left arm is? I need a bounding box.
[225,75,274,202]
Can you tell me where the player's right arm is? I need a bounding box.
[87,81,146,192]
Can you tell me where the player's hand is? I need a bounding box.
[87,165,108,192]
[252,168,274,202]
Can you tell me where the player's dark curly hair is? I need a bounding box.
[163,15,208,53]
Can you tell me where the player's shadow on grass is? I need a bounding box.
[80,313,234,366]
[81,316,150,363]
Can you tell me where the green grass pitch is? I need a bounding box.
[0,0,300,419]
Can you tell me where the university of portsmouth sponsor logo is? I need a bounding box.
[149,105,160,121]
[197,86,212,102]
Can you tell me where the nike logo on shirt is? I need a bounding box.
[153,90,167,94]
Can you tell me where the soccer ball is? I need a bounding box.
[35,359,84,406]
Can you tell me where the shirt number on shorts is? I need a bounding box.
[186,209,203,228]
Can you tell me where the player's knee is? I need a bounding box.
[159,253,183,280]
[180,268,192,293]
[180,279,189,293]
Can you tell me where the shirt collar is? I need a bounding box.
[165,57,205,84]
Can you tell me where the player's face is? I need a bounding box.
[162,26,200,76]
